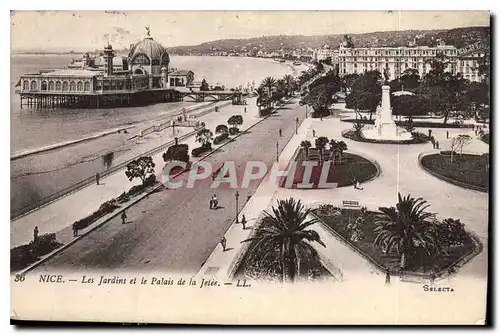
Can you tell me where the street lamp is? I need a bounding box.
[295,117,299,134]
[276,141,279,162]
[235,191,240,223]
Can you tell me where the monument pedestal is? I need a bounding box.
[361,85,413,141]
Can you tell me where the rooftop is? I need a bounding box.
[170,70,193,76]
[34,69,100,78]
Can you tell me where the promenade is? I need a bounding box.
[11,98,257,248]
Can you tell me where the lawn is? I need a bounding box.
[421,153,489,192]
[313,208,478,275]
[281,148,378,188]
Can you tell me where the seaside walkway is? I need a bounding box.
[11,98,261,248]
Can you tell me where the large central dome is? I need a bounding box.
[128,36,169,65]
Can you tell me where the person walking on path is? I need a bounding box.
[220,236,227,252]
[312,129,316,138]
[279,128,282,137]
[385,268,391,285]
[212,194,218,209]
[33,226,39,242]
[244,107,247,113]
[209,196,214,209]
[241,214,247,230]
[72,223,79,237]
[96,173,100,185]
[435,141,440,149]
[121,211,127,224]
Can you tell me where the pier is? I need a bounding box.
[18,89,250,109]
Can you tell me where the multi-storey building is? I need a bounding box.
[338,39,460,81]
[313,44,335,61]
[456,42,489,82]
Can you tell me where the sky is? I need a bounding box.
[10,10,490,52]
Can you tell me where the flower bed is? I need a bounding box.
[11,233,63,272]
[234,236,333,282]
[342,129,429,144]
[281,148,378,188]
[313,207,478,275]
[420,153,489,192]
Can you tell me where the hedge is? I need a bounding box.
[342,129,430,144]
[11,233,63,272]
[163,144,189,163]
[341,118,476,129]
[214,133,229,145]
[229,127,240,135]
[191,146,212,157]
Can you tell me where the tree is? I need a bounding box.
[163,144,189,163]
[374,193,439,270]
[399,68,421,91]
[391,94,429,131]
[241,198,326,282]
[353,120,365,136]
[255,86,270,110]
[329,140,347,164]
[300,140,312,159]
[215,124,229,135]
[125,156,156,185]
[227,115,244,131]
[200,79,210,91]
[261,77,277,105]
[196,128,213,149]
[450,134,472,162]
[348,70,382,120]
[282,74,295,97]
[314,136,329,162]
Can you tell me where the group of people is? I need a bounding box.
[474,124,486,137]
[430,137,440,149]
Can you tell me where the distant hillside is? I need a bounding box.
[167,26,490,55]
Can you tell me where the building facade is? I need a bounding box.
[338,40,459,80]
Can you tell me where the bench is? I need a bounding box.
[342,200,360,209]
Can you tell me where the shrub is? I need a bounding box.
[117,191,130,204]
[30,233,61,257]
[311,109,330,118]
[163,144,189,163]
[11,233,63,272]
[214,133,229,145]
[317,204,341,216]
[191,146,211,157]
[437,218,470,247]
[229,127,240,135]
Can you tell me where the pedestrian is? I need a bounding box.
[353,177,358,189]
[241,214,247,230]
[96,172,100,185]
[435,141,440,149]
[212,194,218,209]
[428,129,432,138]
[279,128,282,137]
[356,181,363,190]
[72,223,78,237]
[220,236,227,252]
[446,131,449,139]
[121,210,127,224]
[312,129,316,138]
[244,107,247,113]
[209,197,214,209]
[33,226,39,242]
[385,268,391,285]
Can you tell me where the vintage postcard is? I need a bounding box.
[10,10,490,325]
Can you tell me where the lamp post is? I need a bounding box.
[295,117,299,134]
[235,191,240,223]
[276,141,279,162]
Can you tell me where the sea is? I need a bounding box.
[10,54,297,153]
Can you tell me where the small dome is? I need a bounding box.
[323,44,330,49]
[129,37,168,62]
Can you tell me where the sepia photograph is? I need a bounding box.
[9,8,491,325]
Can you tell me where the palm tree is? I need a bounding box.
[300,140,312,159]
[315,136,329,162]
[255,86,268,111]
[373,193,439,270]
[283,74,295,97]
[261,77,277,106]
[242,198,326,283]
